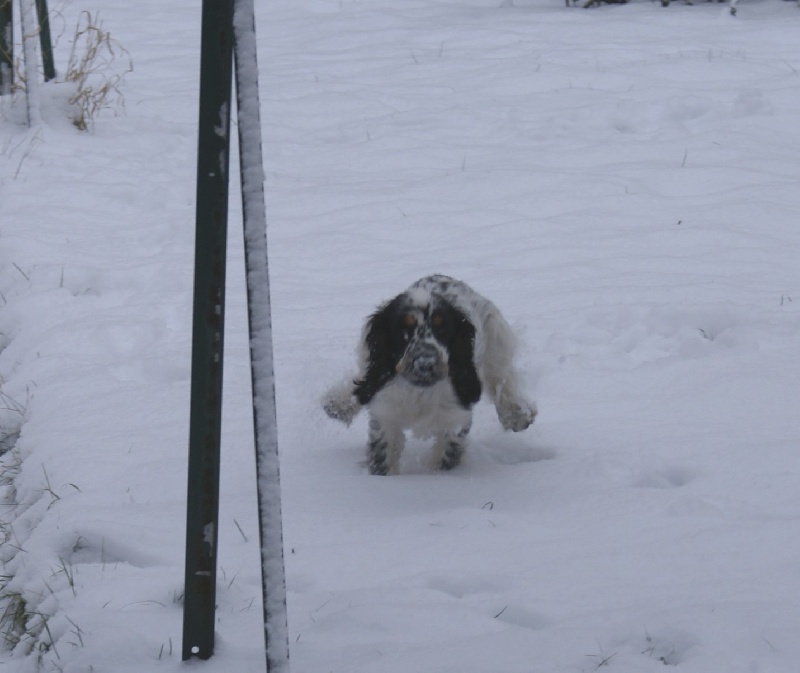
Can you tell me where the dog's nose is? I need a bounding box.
[396,343,448,386]
[412,352,438,376]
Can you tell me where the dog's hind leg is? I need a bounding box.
[478,310,537,432]
[322,376,362,425]
[367,416,404,476]
[494,382,538,432]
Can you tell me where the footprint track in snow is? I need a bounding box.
[630,465,698,490]
[426,575,550,631]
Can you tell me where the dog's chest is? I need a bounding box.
[369,378,471,437]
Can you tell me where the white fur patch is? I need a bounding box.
[369,378,471,439]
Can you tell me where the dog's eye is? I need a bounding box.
[403,314,416,328]
[431,313,444,328]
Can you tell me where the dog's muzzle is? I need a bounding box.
[396,342,448,387]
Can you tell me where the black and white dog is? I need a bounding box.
[323,275,537,475]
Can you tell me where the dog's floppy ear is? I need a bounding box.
[353,295,404,405]
[447,308,482,408]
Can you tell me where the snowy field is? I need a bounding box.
[2,0,800,671]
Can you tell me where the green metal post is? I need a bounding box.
[0,0,12,95]
[182,0,235,661]
[34,0,54,81]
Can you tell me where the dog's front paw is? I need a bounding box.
[322,382,362,426]
[497,397,537,433]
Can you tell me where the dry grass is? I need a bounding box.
[64,11,132,131]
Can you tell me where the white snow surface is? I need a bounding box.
[2,0,800,671]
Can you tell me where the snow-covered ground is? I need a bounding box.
[2,0,800,671]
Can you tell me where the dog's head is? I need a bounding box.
[393,290,456,387]
[354,287,481,406]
